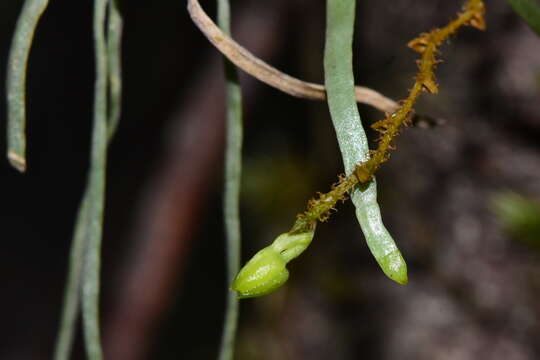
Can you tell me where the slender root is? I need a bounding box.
[291,0,486,233]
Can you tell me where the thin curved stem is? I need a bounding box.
[54,1,123,359]
[187,0,397,113]
[107,0,124,141]
[53,197,90,360]
[80,0,111,359]
[217,0,242,359]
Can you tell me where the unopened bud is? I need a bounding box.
[231,247,289,299]
[232,230,315,299]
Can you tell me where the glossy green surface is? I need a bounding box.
[271,231,314,262]
[232,230,314,298]
[354,190,408,285]
[232,247,290,298]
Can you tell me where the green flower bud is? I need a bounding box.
[232,230,315,299]
[231,247,289,299]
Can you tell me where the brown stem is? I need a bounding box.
[187,0,399,113]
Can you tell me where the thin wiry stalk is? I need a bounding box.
[53,1,123,358]
[53,197,90,360]
[107,0,124,141]
[217,0,243,359]
[6,0,50,172]
[80,0,110,358]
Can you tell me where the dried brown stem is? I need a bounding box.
[187,0,399,113]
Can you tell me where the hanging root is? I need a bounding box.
[291,0,486,234]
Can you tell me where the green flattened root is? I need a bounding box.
[376,250,408,285]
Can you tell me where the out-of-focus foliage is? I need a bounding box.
[493,192,540,250]
[507,0,540,36]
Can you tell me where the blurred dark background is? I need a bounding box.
[1,0,539,359]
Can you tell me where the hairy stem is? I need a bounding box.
[316,0,406,283]
[292,0,486,234]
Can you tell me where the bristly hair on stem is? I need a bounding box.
[291,0,485,234]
